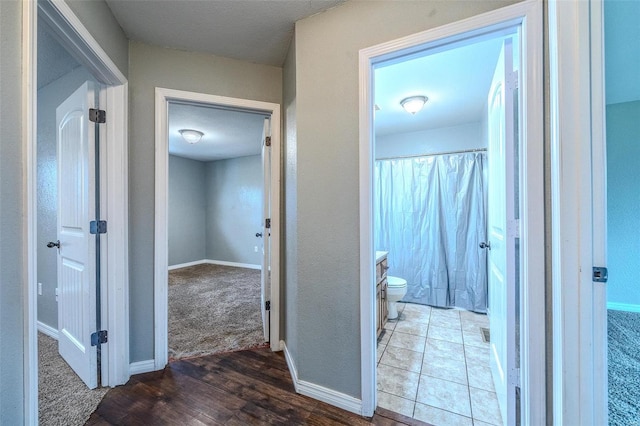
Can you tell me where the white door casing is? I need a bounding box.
[261,117,272,342]
[56,81,98,389]
[359,1,544,419]
[154,88,282,370]
[487,38,517,426]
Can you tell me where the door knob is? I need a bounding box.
[47,240,61,249]
[479,241,491,250]
[255,233,263,238]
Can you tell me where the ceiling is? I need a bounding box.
[105,0,344,67]
[168,103,269,162]
[374,36,504,137]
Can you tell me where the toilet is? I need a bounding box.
[386,276,407,320]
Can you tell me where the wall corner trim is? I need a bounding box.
[37,322,59,340]
[129,360,156,376]
[283,343,363,416]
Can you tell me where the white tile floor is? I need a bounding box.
[377,302,502,426]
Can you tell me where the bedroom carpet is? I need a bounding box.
[169,263,266,359]
[608,309,640,424]
[38,332,108,426]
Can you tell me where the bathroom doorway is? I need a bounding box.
[359,2,545,423]
[153,89,282,369]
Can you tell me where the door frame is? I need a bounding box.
[153,88,282,370]
[23,0,130,422]
[358,0,544,420]
[548,0,607,422]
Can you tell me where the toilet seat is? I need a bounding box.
[387,276,407,288]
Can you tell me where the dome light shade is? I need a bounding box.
[400,96,428,115]
[179,129,204,144]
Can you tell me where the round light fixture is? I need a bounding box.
[179,129,204,144]
[400,96,428,115]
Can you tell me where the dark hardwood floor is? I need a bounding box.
[86,348,431,425]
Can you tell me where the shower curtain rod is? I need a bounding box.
[377,148,487,161]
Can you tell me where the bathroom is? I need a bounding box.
[373,31,515,426]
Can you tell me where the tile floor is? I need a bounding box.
[377,302,502,426]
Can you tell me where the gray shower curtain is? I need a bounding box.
[374,152,488,312]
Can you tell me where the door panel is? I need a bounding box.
[261,117,271,342]
[56,81,98,389]
[487,38,517,426]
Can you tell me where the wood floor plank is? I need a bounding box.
[86,348,430,425]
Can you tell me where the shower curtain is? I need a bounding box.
[374,152,488,312]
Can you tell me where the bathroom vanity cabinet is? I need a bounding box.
[376,251,389,339]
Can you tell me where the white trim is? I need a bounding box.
[283,343,299,392]
[607,303,640,313]
[129,360,156,376]
[37,322,59,340]
[168,259,262,271]
[23,1,38,423]
[205,260,261,270]
[24,1,130,422]
[155,88,282,371]
[283,343,362,415]
[549,0,607,423]
[168,259,209,271]
[358,0,544,421]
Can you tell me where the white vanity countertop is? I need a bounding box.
[375,251,388,263]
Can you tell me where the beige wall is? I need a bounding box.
[128,42,282,361]
[286,0,519,398]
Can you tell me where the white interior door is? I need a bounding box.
[260,117,272,342]
[56,81,98,389]
[486,38,517,426]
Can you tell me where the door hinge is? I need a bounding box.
[89,108,106,124]
[593,266,608,283]
[91,330,108,346]
[265,301,271,311]
[90,220,107,234]
[265,218,271,229]
[265,136,271,147]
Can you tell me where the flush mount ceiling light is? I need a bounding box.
[179,129,204,144]
[400,96,428,115]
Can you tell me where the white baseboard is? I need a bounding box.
[168,259,261,271]
[282,342,363,416]
[206,259,261,270]
[37,321,58,339]
[129,359,156,375]
[607,302,640,313]
[168,259,208,270]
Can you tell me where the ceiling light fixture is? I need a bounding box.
[179,129,204,144]
[400,96,428,115]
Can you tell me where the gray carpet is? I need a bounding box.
[168,263,266,359]
[608,310,640,424]
[38,332,108,426]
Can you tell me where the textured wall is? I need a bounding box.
[376,122,484,159]
[37,66,94,329]
[205,155,262,265]
[168,155,207,266]
[289,0,518,398]
[128,42,282,362]
[66,0,129,78]
[606,101,640,309]
[0,0,24,422]
[283,35,298,364]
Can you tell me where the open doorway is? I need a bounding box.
[27,1,130,424]
[603,1,640,423]
[372,30,516,426]
[359,1,544,423]
[154,88,281,370]
[166,102,270,359]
